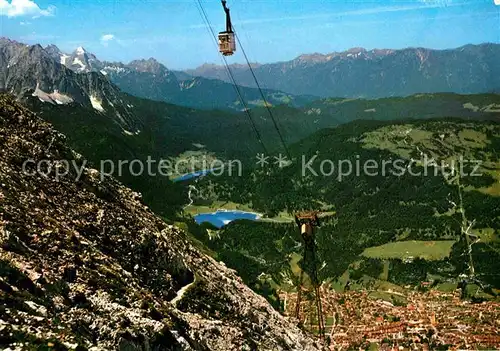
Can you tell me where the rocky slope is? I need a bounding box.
[0,93,322,350]
[184,44,500,98]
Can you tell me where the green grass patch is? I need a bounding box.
[184,201,255,215]
[289,252,302,277]
[368,291,408,306]
[472,228,497,243]
[361,240,456,261]
[435,282,458,293]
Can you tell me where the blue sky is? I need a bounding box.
[1,0,499,69]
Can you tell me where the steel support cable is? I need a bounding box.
[233,30,291,159]
[195,0,269,155]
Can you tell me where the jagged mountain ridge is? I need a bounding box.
[183,44,500,98]
[40,42,314,110]
[0,38,139,133]
[100,59,316,111]
[0,93,322,350]
[45,44,100,73]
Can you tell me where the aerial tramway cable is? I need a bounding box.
[233,31,291,159]
[195,0,269,156]
[196,0,291,160]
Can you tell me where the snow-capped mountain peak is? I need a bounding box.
[60,53,70,66]
[75,46,86,55]
[64,46,99,73]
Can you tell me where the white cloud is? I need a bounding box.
[495,0,500,5]
[100,34,115,46]
[0,0,55,18]
[101,34,115,42]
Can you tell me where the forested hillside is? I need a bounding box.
[189,118,500,304]
[23,88,499,219]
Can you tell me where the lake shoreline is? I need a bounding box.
[185,202,295,226]
[194,209,262,228]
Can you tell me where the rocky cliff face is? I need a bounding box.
[0,93,322,350]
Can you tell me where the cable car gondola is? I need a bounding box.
[196,0,290,158]
[218,0,236,56]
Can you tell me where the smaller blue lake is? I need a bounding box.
[194,210,260,228]
[173,169,213,182]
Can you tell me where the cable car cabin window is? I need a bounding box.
[218,32,236,56]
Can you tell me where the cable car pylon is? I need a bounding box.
[294,211,325,339]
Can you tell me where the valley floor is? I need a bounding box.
[280,287,500,350]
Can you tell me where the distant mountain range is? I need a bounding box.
[1,37,498,148]
[5,38,499,112]
[181,44,500,98]
[39,41,315,111]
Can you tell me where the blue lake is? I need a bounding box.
[173,169,213,182]
[194,210,260,228]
